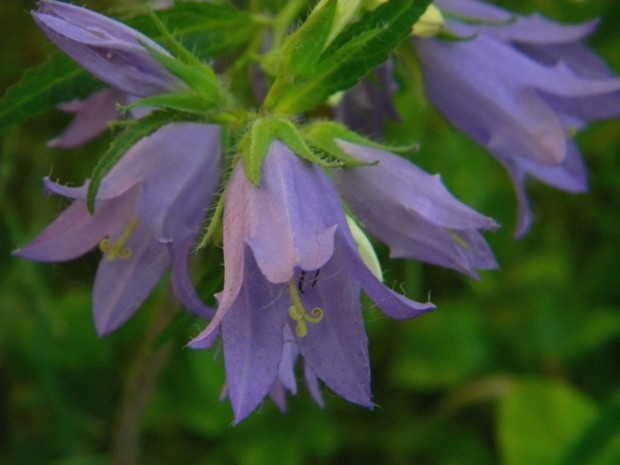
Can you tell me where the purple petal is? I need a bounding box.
[13,189,136,262]
[332,142,498,277]
[304,362,325,408]
[220,248,289,424]
[279,326,299,394]
[335,141,497,230]
[436,0,513,24]
[48,89,125,148]
[169,237,216,321]
[294,257,372,407]
[133,123,222,241]
[243,141,340,283]
[487,14,598,44]
[415,36,567,166]
[93,224,170,336]
[33,1,186,97]
[268,380,288,413]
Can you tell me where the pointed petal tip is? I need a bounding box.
[187,324,220,350]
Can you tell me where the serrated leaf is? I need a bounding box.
[270,0,432,114]
[281,0,337,78]
[126,2,263,59]
[0,54,106,129]
[140,42,223,102]
[86,111,179,213]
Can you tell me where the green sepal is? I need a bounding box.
[303,121,418,167]
[0,54,106,129]
[198,174,228,249]
[147,10,205,68]
[86,111,181,214]
[239,116,339,187]
[268,0,433,115]
[280,0,338,78]
[140,42,226,107]
[122,93,219,115]
[126,2,264,59]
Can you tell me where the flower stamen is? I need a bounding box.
[99,218,139,261]
[287,280,324,337]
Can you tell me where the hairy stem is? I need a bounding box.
[111,299,179,465]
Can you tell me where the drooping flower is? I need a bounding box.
[47,89,127,149]
[188,140,435,423]
[334,62,401,137]
[32,0,188,98]
[413,0,620,236]
[32,0,189,148]
[14,123,221,335]
[332,140,499,279]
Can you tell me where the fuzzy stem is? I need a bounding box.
[111,300,179,465]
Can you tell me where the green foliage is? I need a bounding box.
[239,116,336,186]
[266,0,433,114]
[125,1,263,59]
[2,0,620,465]
[0,54,105,129]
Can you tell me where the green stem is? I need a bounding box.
[111,300,179,465]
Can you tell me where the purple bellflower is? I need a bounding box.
[33,0,188,98]
[33,0,192,148]
[14,123,221,336]
[188,141,435,424]
[332,140,499,279]
[414,0,620,236]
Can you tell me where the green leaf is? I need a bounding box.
[279,0,338,78]
[498,379,598,465]
[303,121,417,167]
[140,42,225,105]
[0,54,106,129]
[126,2,264,59]
[560,394,620,465]
[86,111,180,213]
[269,0,432,114]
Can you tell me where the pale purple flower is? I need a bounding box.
[414,0,620,236]
[335,62,401,137]
[188,141,434,423]
[332,140,499,279]
[47,88,127,148]
[33,0,188,98]
[14,123,221,335]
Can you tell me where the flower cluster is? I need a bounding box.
[413,0,620,236]
[8,0,619,423]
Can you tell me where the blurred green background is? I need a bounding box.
[1,0,620,464]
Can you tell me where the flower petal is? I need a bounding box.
[48,89,125,148]
[294,255,372,408]
[13,190,136,262]
[93,224,170,336]
[220,248,289,424]
[33,1,186,97]
[244,141,340,283]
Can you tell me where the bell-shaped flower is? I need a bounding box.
[332,140,499,279]
[188,141,434,424]
[33,0,188,98]
[14,123,221,336]
[414,0,620,236]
